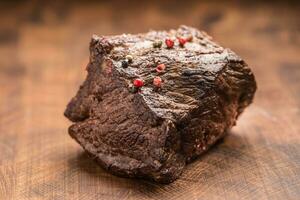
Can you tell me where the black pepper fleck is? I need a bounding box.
[121,60,129,68]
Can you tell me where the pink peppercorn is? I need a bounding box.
[133,79,144,88]
[153,76,162,87]
[178,37,187,47]
[165,38,174,48]
[156,64,166,73]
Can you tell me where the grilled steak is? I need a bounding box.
[64,26,256,183]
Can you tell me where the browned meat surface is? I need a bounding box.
[64,26,256,183]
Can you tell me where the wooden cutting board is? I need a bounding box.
[0,1,299,199]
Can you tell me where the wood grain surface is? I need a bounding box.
[0,1,299,199]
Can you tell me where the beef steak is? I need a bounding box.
[64,26,256,183]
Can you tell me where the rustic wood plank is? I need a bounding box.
[0,1,299,199]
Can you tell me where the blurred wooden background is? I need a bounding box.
[0,0,299,199]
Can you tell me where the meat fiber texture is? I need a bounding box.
[64,26,256,183]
